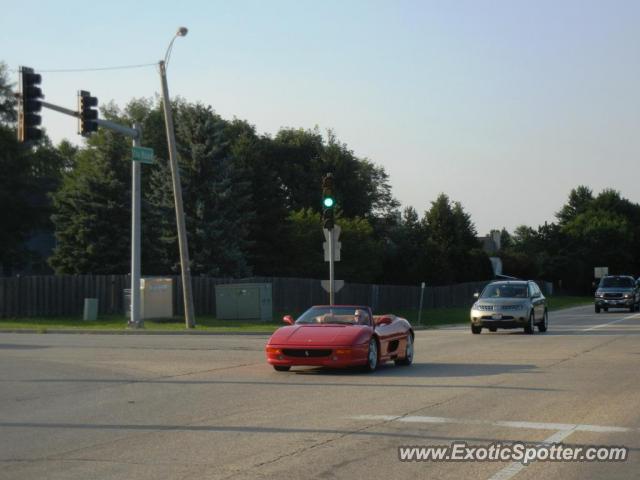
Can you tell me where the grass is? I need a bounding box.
[0,296,593,333]
[546,296,593,311]
[0,314,282,333]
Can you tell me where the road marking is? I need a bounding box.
[583,312,640,331]
[351,414,634,480]
[487,428,576,480]
[350,414,633,433]
[356,415,640,480]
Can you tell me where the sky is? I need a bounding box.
[3,0,640,234]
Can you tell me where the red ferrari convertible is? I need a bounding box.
[265,305,414,372]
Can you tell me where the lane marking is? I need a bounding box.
[352,414,634,480]
[583,313,640,332]
[350,414,633,433]
[487,428,576,480]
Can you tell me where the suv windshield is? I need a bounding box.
[481,283,528,299]
[600,277,634,288]
[296,306,370,325]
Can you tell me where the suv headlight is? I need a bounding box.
[595,290,604,298]
[624,293,632,298]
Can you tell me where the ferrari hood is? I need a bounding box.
[268,325,369,346]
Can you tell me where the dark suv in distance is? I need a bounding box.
[594,275,640,313]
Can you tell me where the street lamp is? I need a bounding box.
[159,27,196,329]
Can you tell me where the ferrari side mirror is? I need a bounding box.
[283,315,294,325]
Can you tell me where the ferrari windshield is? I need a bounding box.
[296,306,371,325]
[481,283,528,299]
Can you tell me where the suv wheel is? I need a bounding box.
[524,312,535,334]
[471,324,482,334]
[538,310,548,333]
[595,305,600,314]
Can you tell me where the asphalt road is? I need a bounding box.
[0,305,638,480]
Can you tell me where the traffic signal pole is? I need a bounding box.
[329,228,335,305]
[39,99,144,328]
[130,123,143,328]
[321,173,337,305]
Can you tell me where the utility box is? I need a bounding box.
[141,278,173,319]
[83,298,98,321]
[124,278,174,320]
[215,283,272,321]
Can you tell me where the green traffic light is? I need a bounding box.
[323,197,335,208]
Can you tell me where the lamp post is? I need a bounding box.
[159,27,196,328]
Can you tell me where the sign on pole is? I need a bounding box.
[132,146,155,164]
[321,280,344,292]
[323,225,341,242]
[323,241,341,261]
[594,267,609,279]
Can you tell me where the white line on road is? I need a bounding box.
[351,414,634,480]
[583,312,640,332]
[350,414,633,433]
[487,428,576,480]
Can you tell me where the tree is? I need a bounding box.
[271,127,399,220]
[334,216,384,283]
[556,185,593,225]
[49,127,131,273]
[280,209,325,278]
[227,120,290,276]
[146,102,254,276]
[0,62,16,124]
[422,194,491,284]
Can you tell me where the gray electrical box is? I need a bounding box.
[141,278,173,319]
[215,283,272,321]
[124,278,173,320]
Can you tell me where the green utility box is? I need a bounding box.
[215,283,272,321]
[83,298,98,321]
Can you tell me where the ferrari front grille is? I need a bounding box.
[282,349,332,358]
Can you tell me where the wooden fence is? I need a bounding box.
[0,275,507,318]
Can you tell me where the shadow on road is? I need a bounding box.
[295,362,537,378]
[0,420,636,452]
[0,344,49,350]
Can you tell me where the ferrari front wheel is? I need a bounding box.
[273,365,290,372]
[395,334,413,366]
[363,338,378,372]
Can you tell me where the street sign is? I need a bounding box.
[321,280,344,292]
[132,146,155,164]
[323,225,341,242]
[594,267,608,279]
[323,241,341,261]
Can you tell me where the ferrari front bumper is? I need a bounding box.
[265,343,369,368]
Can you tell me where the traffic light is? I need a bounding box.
[322,173,335,230]
[78,90,98,136]
[18,66,43,143]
